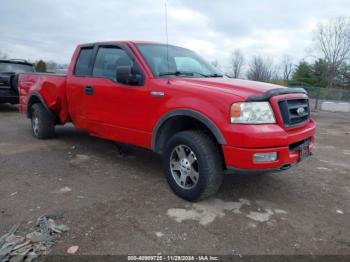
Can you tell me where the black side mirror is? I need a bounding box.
[116,66,143,86]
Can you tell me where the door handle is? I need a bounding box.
[150,91,165,97]
[85,85,94,95]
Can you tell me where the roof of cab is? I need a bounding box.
[78,40,165,47]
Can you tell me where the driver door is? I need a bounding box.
[82,45,153,147]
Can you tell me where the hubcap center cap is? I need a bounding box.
[180,158,191,173]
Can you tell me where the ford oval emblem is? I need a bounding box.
[297,107,305,116]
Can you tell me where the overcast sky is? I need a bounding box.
[1,0,349,69]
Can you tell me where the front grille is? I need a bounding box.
[278,98,310,127]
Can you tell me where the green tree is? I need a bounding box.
[312,59,329,88]
[291,61,317,86]
[338,63,350,89]
[35,60,47,72]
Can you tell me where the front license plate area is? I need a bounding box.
[299,141,310,161]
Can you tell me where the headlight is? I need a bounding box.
[230,102,276,124]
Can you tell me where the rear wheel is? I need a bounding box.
[163,130,224,201]
[31,103,55,139]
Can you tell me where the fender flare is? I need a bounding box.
[26,91,52,119]
[151,109,226,151]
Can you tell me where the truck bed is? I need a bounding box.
[19,73,70,123]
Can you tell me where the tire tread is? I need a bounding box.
[163,130,224,201]
[31,103,55,139]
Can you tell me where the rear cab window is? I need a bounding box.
[74,47,94,76]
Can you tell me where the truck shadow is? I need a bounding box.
[0,103,19,112]
[54,125,281,201]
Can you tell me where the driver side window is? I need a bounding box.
[92,46,133,81]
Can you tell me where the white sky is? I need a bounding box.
[1,0,349,70]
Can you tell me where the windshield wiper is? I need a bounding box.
[158,71,194,77]
[205,73,223,77]
[158,71,223,78]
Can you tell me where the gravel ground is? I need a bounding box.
[0,103,349,256]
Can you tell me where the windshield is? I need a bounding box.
[0,62,34,73]
[136,43,222,78]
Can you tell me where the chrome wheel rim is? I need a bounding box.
[32,115,39,136]
[170,144,199,190]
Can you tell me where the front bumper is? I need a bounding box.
[0,88,19,104]
[222,119,316,171]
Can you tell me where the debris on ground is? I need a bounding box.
[317,167,331,171]
[0,215,69,262]
[69,154,91,166]
[66,245,79,255]
[112,142,136,159]
[155,232,164,238]
[336,209,344,214]
[57,187,72,194]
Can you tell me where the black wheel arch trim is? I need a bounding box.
[27,91,54,119]
[151,109,227,151]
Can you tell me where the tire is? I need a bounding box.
[162,130,224,201]
[10,74,19,94]
[31,103,55,139]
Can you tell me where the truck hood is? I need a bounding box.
[171,78,286,100]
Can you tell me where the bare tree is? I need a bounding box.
[0,50,8,59]
[247,56,275,82]
[46,61,60,73]
[211,59,219,68]
[313,17,350,87]
[281,54,294,81]
[230,49,245,78]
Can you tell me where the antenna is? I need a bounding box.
[164,0,170,84]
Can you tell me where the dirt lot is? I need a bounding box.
[0,103,349,256]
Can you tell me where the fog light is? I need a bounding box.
[253,152,277,163]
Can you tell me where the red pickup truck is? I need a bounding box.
[19,41,316,201]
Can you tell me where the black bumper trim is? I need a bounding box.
[224,164,293,175]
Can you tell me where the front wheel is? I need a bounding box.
[31,103,55,139]
[163,130,224,201]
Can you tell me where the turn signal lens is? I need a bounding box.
[230,104,241,118]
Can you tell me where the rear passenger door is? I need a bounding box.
[66,45,95,129]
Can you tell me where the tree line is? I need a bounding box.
[223,17,350,90]
[1,17,349,89]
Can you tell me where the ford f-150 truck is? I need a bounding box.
[19,41,316,201]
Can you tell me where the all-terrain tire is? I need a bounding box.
[162,130,224,201]
[10,74,19,94]
[31,103,55,139]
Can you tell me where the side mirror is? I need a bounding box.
[116,66,143,86]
